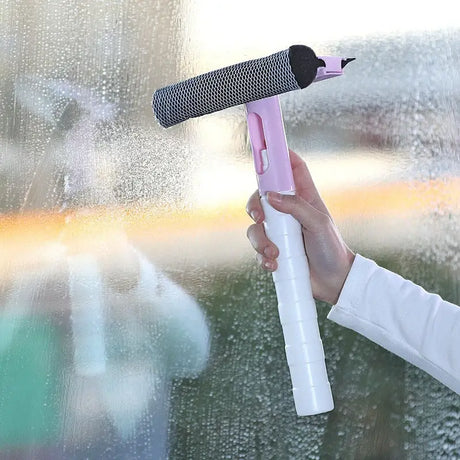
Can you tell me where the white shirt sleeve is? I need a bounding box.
[327,254,460,395]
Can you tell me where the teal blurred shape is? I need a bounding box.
[0,316,62,447]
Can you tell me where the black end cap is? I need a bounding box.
[288,45,322,89]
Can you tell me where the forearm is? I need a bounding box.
[327,254,460,395]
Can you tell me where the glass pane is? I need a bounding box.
[1,1,458,458]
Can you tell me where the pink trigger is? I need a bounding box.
[247,112,267,175]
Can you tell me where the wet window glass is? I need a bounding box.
[0,1,459,458]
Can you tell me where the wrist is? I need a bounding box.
[330,249,355,304]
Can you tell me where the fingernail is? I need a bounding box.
[250,210,261,222]
[264,260,276,271]
[267,192,282,204]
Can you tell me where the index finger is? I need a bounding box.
[246,190,264,223]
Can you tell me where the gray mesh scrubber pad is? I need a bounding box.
[152,45,320,128]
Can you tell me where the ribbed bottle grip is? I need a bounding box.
[261,196,334,415]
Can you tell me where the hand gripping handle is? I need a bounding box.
[262,196,334,415]
[246,95,333,415]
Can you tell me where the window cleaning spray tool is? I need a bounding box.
[152,45,354,416]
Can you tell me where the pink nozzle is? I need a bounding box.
[315,56,350,81]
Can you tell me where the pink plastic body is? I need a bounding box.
[246,58,346,193]
[246,96,294,195]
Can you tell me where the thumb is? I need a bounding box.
[266,192,329,233]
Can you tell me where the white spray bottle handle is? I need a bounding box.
[246,96,333,416]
